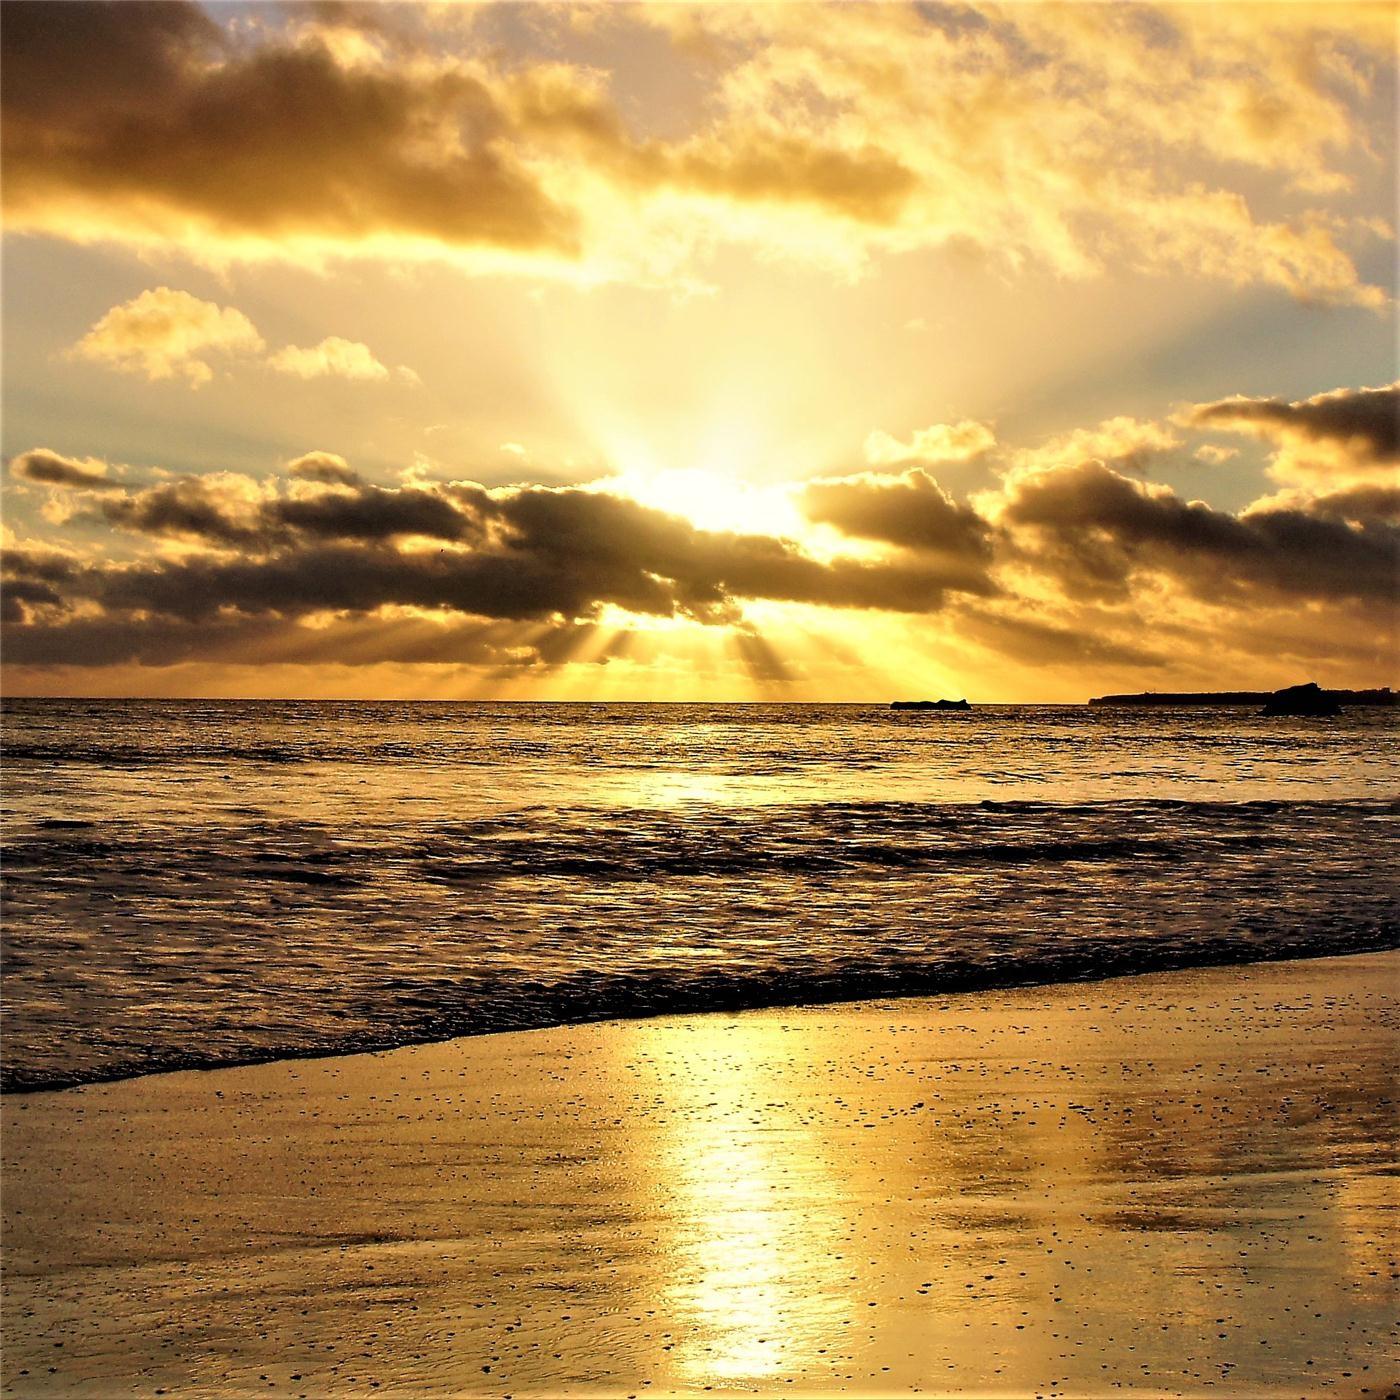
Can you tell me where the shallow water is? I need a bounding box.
[3,700,1397,1090]
[5,956,1397,1395]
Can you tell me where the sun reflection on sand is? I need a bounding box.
[640,1019,852,1387]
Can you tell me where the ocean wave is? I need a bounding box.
[4,697,1396,1095]
[0,797,1341,885]
[6,928,1395,1094]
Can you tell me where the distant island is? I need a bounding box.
[1089,685,1396,707]
[891,698,971,710]
[1259,683,1341,717]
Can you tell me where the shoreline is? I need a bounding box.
[5,951,1398,1397]
[7,938,1398,1097]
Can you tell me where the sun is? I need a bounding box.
[601,464,806,540]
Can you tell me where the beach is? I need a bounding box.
[3,952,1396,1398]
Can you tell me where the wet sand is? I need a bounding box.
[3,953,1397,1398]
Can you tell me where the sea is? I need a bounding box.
[2,699,1396,1092]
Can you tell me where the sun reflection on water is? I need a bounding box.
[641,1019,851,1387]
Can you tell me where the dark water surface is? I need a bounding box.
[3,700,1396,1090]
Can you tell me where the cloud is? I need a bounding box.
[285,452,362,487]
[69,290,418,390]
[863,421,996,469]
[1295,483,1400,525]
[95,475,267,548]
[88,472,477,549]
[1245,481,1400,526]
[797,468,993,585]
[635,1,1393,306]
[268,337,402,382]
[643,132,918,228]
[990,457,1398,605]
[9,448,118,491]
[1,1,575,265]
[1020,417,1181,475]
[270,484,480,545]
[1193,443,1240,465]
[6,380,1395,681]
[2,1,1391,304]
[68,287,264,387]
[1188,381,1400,483]
[6,458,993,644]
[63,523,957,629]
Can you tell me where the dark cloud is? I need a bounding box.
[483,485,988,618]
[1,549,87,624]
[10,448,118,491]
[89,476,477,548]
[85,544,608,624]
[999,459,1398,604]
[663,135,916,226]
[0,1,222,122]
[1298,484,1400,523]
[74,520,969,626]
[7,408,1394,676]
[269,485,480,544]
[98,480,262,547]
[0,579,65,624]
[1,548,84,586]
[285,452,362,487]
[2,465,992,660]
[1190,382,1399,465]
[1,1,577,255]
[798,468,994,584]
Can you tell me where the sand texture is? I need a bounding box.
[3,953,1398,1397]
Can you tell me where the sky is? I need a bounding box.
[1,0,1397,701]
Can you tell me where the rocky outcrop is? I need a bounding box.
[1089,685,1394,708]
[890,699,971,711]
[1260,682,1342,717]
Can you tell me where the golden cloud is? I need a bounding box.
[6,378,1395,688]
[864,421,997,469]
[1,2,577,266]
[68,287,264,387]
[1,1,1391,304]
[1016,417,1182,475]
[69,289,416,389]
[1188,381,1400,484]
[268,337,393,382]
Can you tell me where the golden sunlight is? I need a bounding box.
[602,466,806,539]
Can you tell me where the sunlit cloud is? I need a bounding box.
[864,421,996,469]
[1194,443,1241,465]
[984,454,1395,607]
[68,287,264,387]
[4,2,1392,304]
[5,378,1394,697]
[70,289,419,390]
[1016,417,1182,476]
[1187,381,1400,484]
[268,336,416,384]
